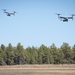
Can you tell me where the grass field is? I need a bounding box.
[0,64,75,75]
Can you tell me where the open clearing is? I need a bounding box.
[0,64,75,75]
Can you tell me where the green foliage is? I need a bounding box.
[25,46,38,64]
[15,43,26,64]
[61,43,74,64]
[0,42,75,65]
[5,43,14,65]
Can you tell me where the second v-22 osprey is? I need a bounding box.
[56,13,75,22]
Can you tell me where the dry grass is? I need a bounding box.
[0,64,75,75]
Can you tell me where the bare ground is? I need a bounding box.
[0,64,75,75]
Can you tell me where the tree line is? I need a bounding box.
[0,42,75,65]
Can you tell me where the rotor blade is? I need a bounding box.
[56,13,61,15]
[72,14,75,16]
[69,14,75,16]
[2,9,7,11]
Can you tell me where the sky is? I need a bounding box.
[0,0,75,48]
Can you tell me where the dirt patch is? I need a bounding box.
[0,64,75,75]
